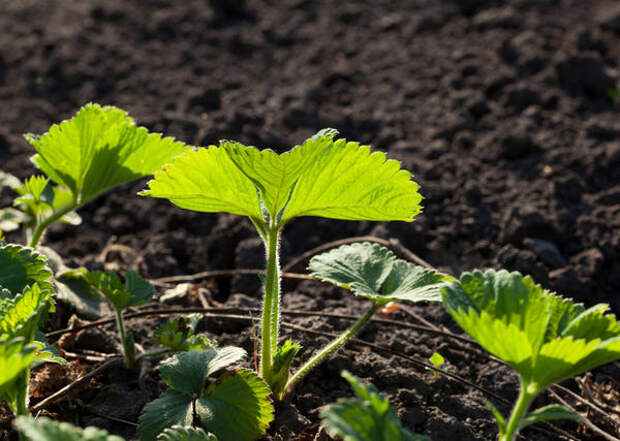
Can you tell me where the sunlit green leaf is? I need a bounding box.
[442,269,620,389]
[322,371,430,441]
[153,315,213,352]
[0,338,36,397]
[0,243,52,294]
[141,132,422,226]
[26,103,190,205]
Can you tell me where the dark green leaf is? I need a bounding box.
[519,404,581,428]
[157,426,218,441]
[138,391,194,441]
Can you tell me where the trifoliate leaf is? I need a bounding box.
[26,103,190,205]
[16,416,125,441]
[159,347,246,396]
[309,242,450,304]
[321,371,430,441]
[0,338,36,397]
[442,269,620,390]
[519,404,581,428]
[0,243,52,294]
[157,426,218,441]
[83,270,153,311]
[141,132,422,227]
[138,391,194,441]
[196,369,274,441]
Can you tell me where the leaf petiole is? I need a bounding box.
[28,198,78,248]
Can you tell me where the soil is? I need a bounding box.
[0,0,619,440]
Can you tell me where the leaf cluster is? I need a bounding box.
[138,348,274,441]
[321,371,430,441]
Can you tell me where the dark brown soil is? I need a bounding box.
[0,0,619,440]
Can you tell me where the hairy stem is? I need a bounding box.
[29,199,78,248]
[115,308,133,369]
[283,301,382,398]
[260,227,280,377]
[500,381,537,441]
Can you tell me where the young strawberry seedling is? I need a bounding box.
[442,269,620,441]
[141,130,423,397]
[66,269,154,368]
[21,103,189,248]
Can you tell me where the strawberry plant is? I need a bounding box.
[137,347,274,441]
[321,370,430,441]
[141,130,423,397]
[65,269,154,368]
[21,103,189,248]
[284,242,450,396]
[442,269,620,441]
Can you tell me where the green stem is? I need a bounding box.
[9,369,30,416]
[500,381,537,441]
[115,308,134,369]
[28,199,78,248]
[283,301,382,398]
[260,227,281,377]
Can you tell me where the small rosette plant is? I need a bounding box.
[442,269,620,441]
[141,129,423,396]
[138,347,274,441]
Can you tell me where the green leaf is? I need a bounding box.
[321,371,430,441]
[265,339,301,397]
[157,426,218,441]
[0,338,36,397]
[519,404,581,428]
[159,347,246,396]
[16,416,125,441]
[0,243,52,294]
[153,315,214,352]
[282,139,422,223]
[309,242,450,303]
[138,392,194,441]
[0,284,53,342]
[442,269,620,389]
[429,352,444,368]
[196,369,274,441]
[141,132,422,226]
[141,145,262,221]
[83,270,153,311]
[26,103,190,205]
